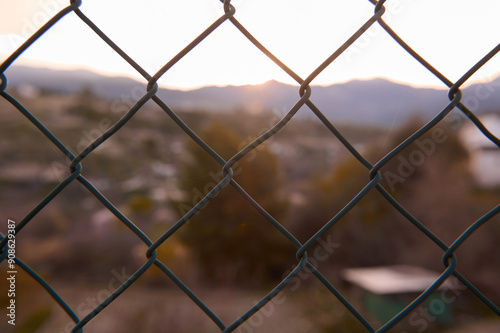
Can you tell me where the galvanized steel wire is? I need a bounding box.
[1,1,500,332]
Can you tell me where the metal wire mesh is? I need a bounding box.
[1,1,499,332]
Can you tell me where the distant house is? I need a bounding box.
[342,265,457,325]
[460,114,500,189]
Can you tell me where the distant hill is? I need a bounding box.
[3,65,500,126]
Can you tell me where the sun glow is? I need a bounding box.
[1,0,499,90]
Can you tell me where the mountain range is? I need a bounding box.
[3,65,500,126]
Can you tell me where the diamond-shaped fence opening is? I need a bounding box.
[1,1,500,332]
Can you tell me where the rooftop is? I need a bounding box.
[342,265,456,295]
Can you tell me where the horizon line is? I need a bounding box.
[3,55,499,92]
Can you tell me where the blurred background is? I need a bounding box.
[1,1,500,332]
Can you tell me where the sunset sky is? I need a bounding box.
[1,0,499,89]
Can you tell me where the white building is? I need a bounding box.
[460,114,500,189]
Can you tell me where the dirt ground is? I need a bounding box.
[2,283,498,333]
[441,318,500,333]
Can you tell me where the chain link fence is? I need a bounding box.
[1,1,500,332]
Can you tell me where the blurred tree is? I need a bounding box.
[171,121,292,286]
[380,118,468,194]
[289,119,466,268]
[289,117,500,289]
[292,154,389,239]
[289,153,396,268]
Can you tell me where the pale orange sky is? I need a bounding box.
[1,0,500,89]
